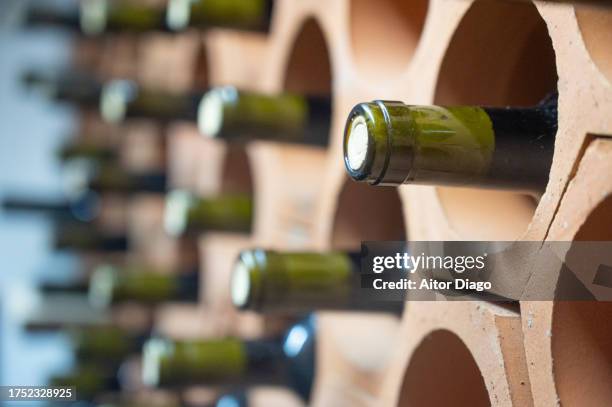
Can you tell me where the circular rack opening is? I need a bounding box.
[350,0,428,79]
[552,194,612,406]
[397,330,490,406]
[433,0,558,240]
[576,7,612,84]
[282,17,333,147]
[331,179,406,251]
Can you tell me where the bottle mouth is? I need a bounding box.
[163,190,193,237]
[343,103,383,183]
[165,0,191,31]
[198,87,234,138]
[88,264,117,309]
[80,0,108,35]
[343,100,416,186]
[345,115,371,172]
[100,80,136,124]
[230,260,252,309]
[142,338,173,388]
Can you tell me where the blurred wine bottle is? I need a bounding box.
[231,249,404,314]
[59,139,119,165]
[49,366,121,400]
[166,0,273,33]
[89,264,200,308]
[142,316,315,401]
[1,190,101,222]
[198,86,331,146]
[24,0,170,36]
[70,326,149,365]
[54,223,129,252]
[21,69,103,109]
[87,166,168,195]
[100,79,204,124]
[164,190,253,238]
[39,279,90,296]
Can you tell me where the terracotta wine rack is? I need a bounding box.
[84,0,612,405]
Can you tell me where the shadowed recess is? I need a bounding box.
[398,329,490,407]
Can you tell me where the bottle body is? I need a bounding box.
[164,190,253,238]
[54,223,129,252]
[198,87,331,146]
[88,167,168,195]
[89,264,200,308]
[142,316,315,401]
[343,95,558,193]
[22,70,103,108]
[100,80,203,124]
[166,0,273,33]
[71,326,147,365]
[232,250,404,314]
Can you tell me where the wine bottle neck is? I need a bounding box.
[164,191,252,237]
[80,0,170,35]
[344,97,557,193]
[232,250,403,314]
[101,80,203,124]
[167,0,273,32]
[199,87,331,146]
[55,226,128,252]
[24,6,81,30]
[90,169,168,194]
[89,266,199,308]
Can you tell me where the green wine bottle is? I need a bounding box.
[54,223,129,252]
[198,86,331,146]
[58,140,118,164]
[100,79,203,124]
[231,249,403,314]
[24,0,170,35]
[70,326,148,365]
[39,279,90,296]
[21,69,102,108]
[49,366,121,400]
[1,191,100,222]
[166,0,273,33]
[87,166,168,195]
[88,264,200,308]
[343,94,558,193]
[142,316,315,401]
[164,190,253,238]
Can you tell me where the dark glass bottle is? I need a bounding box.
[142,316,315,401]
[39,279,90,296]
[343,94,558,194]
[166,0,273,33]
[231,249,404,314]
[88,264,200,308]
[70,326,148,365]
[87,166,168,195]
[100,80,204,124]
[1,191,101,222]
[54,223,129,253]
[58,140,119,165]
[164,190,253,238]
[49,366,121,400]
[24,1,170,35]
[198,86,331,146]
[21,69,103,108]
